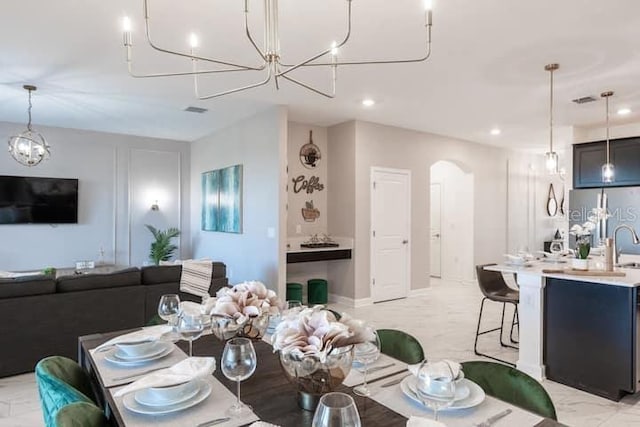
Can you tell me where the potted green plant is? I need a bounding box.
[145,225,180,265]
[570,218,596,271]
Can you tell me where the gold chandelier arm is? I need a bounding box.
[193,66,273,100]
[276,0,352,78]
[280,72,336,99]
[142,0,265,71]
[279,6,432,68]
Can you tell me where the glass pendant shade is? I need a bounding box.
[602,162,615,183]
[545,151,558,174]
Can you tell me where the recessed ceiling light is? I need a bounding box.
[618,108,632,116]
[362,99,375,107]
[490,128,501,136]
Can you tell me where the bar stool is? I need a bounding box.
[307,278,328,305]
[286,282,303,303]
[474,264,519,366]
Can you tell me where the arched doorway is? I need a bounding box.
[430,160,475,282]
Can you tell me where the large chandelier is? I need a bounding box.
[121,0,434,99]
[8,85,50,167]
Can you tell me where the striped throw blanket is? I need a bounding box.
[179,260,213,297]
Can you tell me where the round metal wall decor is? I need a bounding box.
[299,130,321,169]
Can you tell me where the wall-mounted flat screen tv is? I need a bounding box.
[0,175,78,224]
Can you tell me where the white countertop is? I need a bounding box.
[286,236,353,253]
[486,260,640,288]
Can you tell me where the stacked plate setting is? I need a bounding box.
[400,375,486,411]
[123,379,213,415]
[105,341,174,366]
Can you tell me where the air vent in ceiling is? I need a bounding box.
[572,96,597,104]
[184,106,208,113]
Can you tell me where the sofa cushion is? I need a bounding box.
[141,265,182,285]
[56,268,141,293]
[0,276,56,299]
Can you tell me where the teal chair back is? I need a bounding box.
[377,329,425,364]
[35,356,96,427]
[55,402,107,427]
[461,361,557,420]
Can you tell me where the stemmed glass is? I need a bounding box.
[157,294,181,328]
[221,337,257,417]
[312,392,362,427]
[353,327,380,397]
[416,361,457,421]
[177,313,204,357]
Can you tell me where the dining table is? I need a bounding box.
[78,329,567,427]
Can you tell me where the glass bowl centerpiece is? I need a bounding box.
[203,281,281,340]
[272,306,372,411]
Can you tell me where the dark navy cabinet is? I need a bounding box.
[573,137,640,189]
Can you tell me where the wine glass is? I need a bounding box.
[353,327,380,397]
[158,294,181,328]
[312,392,362,427]
[416,361,456,421]
[221,337,257,416]
[177,313,204,357]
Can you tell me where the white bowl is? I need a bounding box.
[145,381,196,404]
[115,341,157,357]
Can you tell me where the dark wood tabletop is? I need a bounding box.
[78,330,567,427]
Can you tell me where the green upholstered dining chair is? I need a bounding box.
[35,356,98,427]
[377,329,425,364]
[55,401,107,427]
[461,361,557,420]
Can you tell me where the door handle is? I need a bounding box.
[402,240,409,244]
[433,233,440,238]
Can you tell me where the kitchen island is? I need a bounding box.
[486,262,640,401]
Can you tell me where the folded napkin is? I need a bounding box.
[94,325,172,352]
[114,357,216,397]
[406,416,446,427]
[408,360,462,381]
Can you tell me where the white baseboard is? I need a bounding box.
[329,294,374,308]
[408,287,430,297]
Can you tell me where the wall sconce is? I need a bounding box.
[150,200,159,211]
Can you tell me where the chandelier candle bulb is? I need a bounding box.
[189,33,199,49]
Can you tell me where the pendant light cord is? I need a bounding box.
[605,95,610,164]
[549,67,554,153]
[27,88,33,132]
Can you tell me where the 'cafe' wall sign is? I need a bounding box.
[292,175,324,194]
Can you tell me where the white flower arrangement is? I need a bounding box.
[272,306,372,363]
[570,208,609,238]
[202,280,281,325]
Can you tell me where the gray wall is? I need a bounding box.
[0,121,189,271]
[190,107,287,294]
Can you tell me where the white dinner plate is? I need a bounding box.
[123,379,212,415]
[114,342,167,361]
[105,343,173,366]
[134,380,200,407]
[401,376,485,411]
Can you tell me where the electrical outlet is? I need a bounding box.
[296,224,302,234]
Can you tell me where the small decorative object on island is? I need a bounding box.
[570,210,602,270]
[272,306,373,411]
[145,225,180,265]
[41,267,56,277]
[204,281,281,340]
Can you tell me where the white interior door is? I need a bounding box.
[371,168,411,303]
[430,183,442,278]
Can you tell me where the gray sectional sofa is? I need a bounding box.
[0,263,227,378]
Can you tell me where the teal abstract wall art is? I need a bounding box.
[201,164,243,233]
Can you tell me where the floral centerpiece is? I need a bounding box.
[570,208,609,270]
[202,281,281,340]
[272,306,372,411]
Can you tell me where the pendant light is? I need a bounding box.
[7,85,50,167]
[544,64,559,174]
[601,91,615,183]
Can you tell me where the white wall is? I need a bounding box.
[0,121,189,271]
[431,161,474,282]
[190,107,288,295]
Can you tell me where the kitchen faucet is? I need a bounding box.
[613,224,640,265]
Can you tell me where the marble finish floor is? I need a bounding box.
[2,278,640,426]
